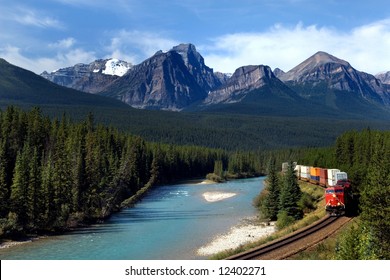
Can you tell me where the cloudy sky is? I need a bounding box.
[1,0,390,75]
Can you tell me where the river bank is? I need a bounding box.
[197,217,275,256]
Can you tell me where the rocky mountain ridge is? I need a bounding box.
[277,51,389,106]
[40,45,390,114]
[41,58,132,94]
[102,48,206,111]
[204,65,277,104]
[376,71,390,85]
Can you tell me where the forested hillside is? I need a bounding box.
[300,129,390,259]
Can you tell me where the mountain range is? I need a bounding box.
[39,43,390,119]
[1,44,390,151]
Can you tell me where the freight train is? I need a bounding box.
[289,164,351,216]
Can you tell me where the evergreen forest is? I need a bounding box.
[0,106,270,238]
[0,106,388,260]
[258,129,390,259]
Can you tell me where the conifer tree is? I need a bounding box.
[10,144,31,230]
[262,158,280,221]
[27,147,43,230]
[0,140,9,217]
[360,133,390,259]
[213,160,224,178]
[279,161,303,220]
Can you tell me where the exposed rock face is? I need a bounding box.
[376,71,390,84]
[101,50,206,111]
[101,44,225,110]
[41,59,132,93]
[214,72,231,85]
[279,51,390,105]
[204,65,277,104]
[171,44,222,91]
[273,68,286,79]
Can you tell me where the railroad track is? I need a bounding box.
[226,215,348,260]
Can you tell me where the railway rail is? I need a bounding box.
[226,215,352,260]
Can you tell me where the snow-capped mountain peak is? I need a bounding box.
[102,58,132,76]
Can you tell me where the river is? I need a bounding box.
[0,177,265,260]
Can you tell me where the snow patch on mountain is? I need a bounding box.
[102,59,132,76]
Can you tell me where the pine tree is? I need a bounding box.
[41,153,55,227]
[213,160,224,178]
[262,158,280,221]
[10,144,31,231]
[149,146,163,185]
[27,147,43,230]
[279,161,303,220]
[0,140,9,218]
[360,133,390,259]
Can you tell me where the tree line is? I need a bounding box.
[0,107,232,237]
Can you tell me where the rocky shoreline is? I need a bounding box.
[197,218,275,256]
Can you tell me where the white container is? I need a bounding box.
[294,164,302,178]
[300,166,311,181]
[327,169,340,186]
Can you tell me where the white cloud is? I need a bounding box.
[202,19,390,74]
[12,7,64,29]
[106,30,180,63]
[0,45,96,73]
[49,38,76,49]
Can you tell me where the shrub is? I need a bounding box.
[276,210,295,229]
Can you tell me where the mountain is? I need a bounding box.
[0,58,133,110]
[171,44,222,91]
[204,65,275,104]
[38,45,390,120]
[376,71,390,84]
[278,51,390,107]
[41,58,132,93]
[100,44,221,111]
[2,57,390,151]
[199,64,335,117]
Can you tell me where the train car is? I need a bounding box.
[310,167,320,185]
[293,163,351,216]
[294,164,302,179]
[325,186,346,216]
[300,166,311,181]
[319,168,328,187]
[327,169,349,186]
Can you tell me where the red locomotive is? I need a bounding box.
[293,164,352,216]
[325,178,351,216]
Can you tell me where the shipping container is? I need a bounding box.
[300,166,311,181]
[319,168,328,186]
[294,165,302,179]
[310,167,321,184]
[282,162,297,173]
[327,169,340,186]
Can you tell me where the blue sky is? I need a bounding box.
[1,0,390,74]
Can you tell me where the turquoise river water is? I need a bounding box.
[0,177,265,260]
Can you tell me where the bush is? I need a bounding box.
[206,173,225,183]
[298,192,316,213]
[276,210,295,229]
